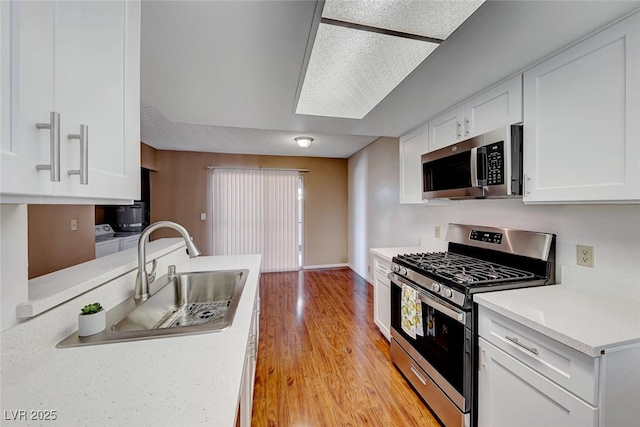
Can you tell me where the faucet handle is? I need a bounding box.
[147,259,158,283]
[167,265,176,280]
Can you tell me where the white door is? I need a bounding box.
[54,0,140,200]
[478,337,598,427]
[373,271,391,341]
[464,75,522,138]
[399,125,428,204]
[1,1,56,197]
[427,105,465,152]
[523,12,640,203]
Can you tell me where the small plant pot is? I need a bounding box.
[78,309,106,337]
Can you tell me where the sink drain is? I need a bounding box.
[160,301,231,328]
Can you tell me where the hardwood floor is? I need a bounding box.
[251,268,442,427]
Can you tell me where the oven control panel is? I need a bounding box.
[470,230,502,244]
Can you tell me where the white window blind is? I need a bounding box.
[211,168,298,272]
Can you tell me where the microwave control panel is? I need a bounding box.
[486,141,504,185]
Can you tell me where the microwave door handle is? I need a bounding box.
[470,147,479,187]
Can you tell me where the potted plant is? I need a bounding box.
[78,302,105,337]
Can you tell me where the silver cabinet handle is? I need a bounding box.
[456,121,462,138]
[410,365,427,385]
[35,112,61,181]
[505,335,539,355]
[465,118,470,135]
[67,125,88,185]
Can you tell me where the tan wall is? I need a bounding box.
[141,142,158,171]
[151,150,348,266]
[27,205,95,279]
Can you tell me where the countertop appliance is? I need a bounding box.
[389,223,555,427]
[116,201,147,232]
[422,125,523,200]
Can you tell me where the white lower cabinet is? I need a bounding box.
[478,337,598,427]
[478,305,640,427]
[238,289,259,427]
[372,254,391,341]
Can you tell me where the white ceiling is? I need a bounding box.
[140,0,640,158]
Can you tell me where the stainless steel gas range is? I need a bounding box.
[389,224,555,427]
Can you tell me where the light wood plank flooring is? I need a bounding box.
[251,268,442,426]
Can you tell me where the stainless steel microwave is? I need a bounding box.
[422,125,523,200]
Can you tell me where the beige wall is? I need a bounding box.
[27,205,95,279]
[151,150,348,266]
[141,142,158,171]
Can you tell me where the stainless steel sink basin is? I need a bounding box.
[57,269,249,348]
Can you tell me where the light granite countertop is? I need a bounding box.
[475,279,640,357]
[17,238,188,318]
[2,252,262,427]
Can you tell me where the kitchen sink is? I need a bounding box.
[57,269,248,348]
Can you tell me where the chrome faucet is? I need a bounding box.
[135,221,201,301]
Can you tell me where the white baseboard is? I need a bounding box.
[348,264,373,284]
[302,263,349,270]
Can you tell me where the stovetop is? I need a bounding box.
[390,224,556,309]
[395,252,535,287]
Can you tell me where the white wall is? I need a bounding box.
[0,204,28,331]
[348,137,640,284]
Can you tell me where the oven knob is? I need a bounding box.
[392,265,400,273]
[444,288,453,298]
[431,283,441,292]
[399,267,407,275]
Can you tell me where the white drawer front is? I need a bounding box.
[478,306,598,405]
[373,256,391,277]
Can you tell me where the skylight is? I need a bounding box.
[295,0,485,120]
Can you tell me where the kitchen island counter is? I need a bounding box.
[1,251,262,427]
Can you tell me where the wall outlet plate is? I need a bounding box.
[576,245,594,268]
[70,219,78,231]
[434,226,441,239]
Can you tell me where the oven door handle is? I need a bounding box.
[390,274,466,324]
[417,292,466,324]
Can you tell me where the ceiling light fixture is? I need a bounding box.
[295,136,313,148]
[295,0,486,120]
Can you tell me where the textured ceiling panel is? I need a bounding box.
[322,0,486,40]
[296,23,438,119]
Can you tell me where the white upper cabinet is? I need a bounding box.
[399,124,452,204]
[399,125,428,204]
[427,106,465,153]
[428,75,523,152]
[523,11,640,203]
[0,0,140,204]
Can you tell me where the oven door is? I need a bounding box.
[390,273,472,413]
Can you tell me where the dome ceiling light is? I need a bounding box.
[295,136,313,148]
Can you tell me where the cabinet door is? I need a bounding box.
[373,271,391,341]
[464,75,522,138]
[54,0,140,201]
[1,0,56,197]
[427,105,464,152]
[478,337,598,427]
[399,125,428,204]
[523,12,640,203]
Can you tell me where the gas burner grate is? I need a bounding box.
[396,252,535,285]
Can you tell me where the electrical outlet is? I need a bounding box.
[200,213,206,221]
[434,226,441,239]
[70,219,78,231]
[576,245,594,268]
